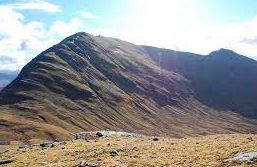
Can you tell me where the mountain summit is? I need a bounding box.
[1,32,257,140]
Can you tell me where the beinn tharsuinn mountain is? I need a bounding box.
[1,32,257,140]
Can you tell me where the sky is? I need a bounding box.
[1,0,257,71]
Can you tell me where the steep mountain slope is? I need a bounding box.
[0,32,257,140]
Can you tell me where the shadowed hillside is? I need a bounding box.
[144,47,257,118]
[0,32,257,140]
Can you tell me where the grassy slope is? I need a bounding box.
[1,134,257,166]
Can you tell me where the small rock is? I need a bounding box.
[149,155,157,158]
[110,150,119,156]
[39,142,56,149]
[77,160,87,167]
[247,137,254,141]
[17,144,29,152]
[41,161,47,165]
[77,161,97,167]
[75,132,86,140]
[40,143,46,147]
[18,144,26,149]
[152,137,159,141]
[0,159,14,165]
[96,132,103,137]
[53,138,60,142]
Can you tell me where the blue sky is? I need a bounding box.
[205,0,257,22]
[1,0,257,71]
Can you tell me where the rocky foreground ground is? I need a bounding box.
[0,132,257,167]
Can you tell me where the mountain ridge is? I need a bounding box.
[1,32,257,141]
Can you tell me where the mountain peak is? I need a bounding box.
[218,48,234,52]
[61,32,91,44]
[208,48,237,57]
[69,32,89,38]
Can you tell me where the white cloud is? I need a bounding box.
[7,0,61,13]
[90,0,257,59]
[80,10,98,19]
[0,2,86,71]
[48,18,87,38]
[1,0,257,71]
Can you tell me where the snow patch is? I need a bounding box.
[67,40,75,44]
[86,54,91,60]
[112,48,124,54]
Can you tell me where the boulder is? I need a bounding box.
[75,132,95,140]
[74,131,140,140]
[225,151,257,164]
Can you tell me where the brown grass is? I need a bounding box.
[1,134,257,167]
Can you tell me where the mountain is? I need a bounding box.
[1,32,257,140]
[144,47,257,118]
[0,70,19,91]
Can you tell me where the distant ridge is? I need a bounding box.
[0,70,19,91]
